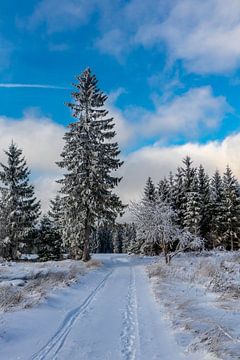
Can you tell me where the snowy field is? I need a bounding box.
[0,254,219,360]
[0,258,100,312]
[148,251,240,360]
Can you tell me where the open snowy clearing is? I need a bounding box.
[0,258,100,312]
[148,251,240,360]
[0,254,216,360]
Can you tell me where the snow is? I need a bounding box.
[0,259,87,311]
[0,254,214,360]
[20,254,39,261]
[147,251,240,359]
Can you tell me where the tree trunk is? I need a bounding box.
[82,215,91,262]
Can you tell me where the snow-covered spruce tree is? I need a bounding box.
[48,195,63,232]
[126,223,138,254]
[37,215,62,261]
[0,142,41,260]
[181,156,196,191]
[57,68,124,261]
[113,224,124,253]
[181,156,197,228]
[47,194,63,258]
[221,166,240,250]
[167,171,175,206]
[157,177,170,203]
[210,170,225,248]
[143,177,156,203]
[91,223,114,253]
[0,191,11,258]
[171,167,185,226]
[183,173,201,236]
[122,224,131,253]
[113,223,132,254]
[197,165,211,242]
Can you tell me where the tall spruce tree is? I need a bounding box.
[57,68,124,261]
[126,223,138,254]
[222,166,240,250]
[37,215,62,261]
[91,223,114,253]
[183,173,201,235]
[198,165,211,241]
[45,195,63,259]
[210,170,225,248]
[0,142,40,259]
[157,177,169,203]
[113,224,124,253]
[48,195,63,238]
[143,177,156,203]
[171,167,185,226]
[180,156,196,227]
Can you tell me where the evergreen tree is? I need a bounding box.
[122,224,130,253]
[113,224,124,253]
[167,172,175,206]
[210,170,225,248]
[183,174,201,235]
[48,195,63,256]
[175,157,196,228]
[0,142,41,260]
[222,166,240,250]
[126,223,139,254]
[143,177,156,203]
[48,195,63,231]
[181,156,196,191]
[198,165,211,241]
[171,167,185,226]
[57,68,124,261]
[37,215,62,261]
[91,223,114,253]
[157,177,169,203]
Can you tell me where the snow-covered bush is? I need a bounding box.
[131,199,204,263]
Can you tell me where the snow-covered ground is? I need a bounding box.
[0,254,216,360]
[148,251,240,360]
[0,258,99,312]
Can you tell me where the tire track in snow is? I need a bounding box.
[121,266,139,360]
[30,269,114,360]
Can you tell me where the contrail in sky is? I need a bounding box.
[0,83,68,89]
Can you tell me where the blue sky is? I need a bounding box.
[1,0,240,209]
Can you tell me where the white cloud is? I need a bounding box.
[27,0,95,33]
[0,109,64,173]
[96,29,129,61]
[25,0,240,74]
[118,132,240,207]
[111,86,230,145]
[135,0,240,74]
[34,175,61,213]
[0,109,65,212]
[107,89,136,147]
[142,86,230,140]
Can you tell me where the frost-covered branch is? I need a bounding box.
[130,199,204,264]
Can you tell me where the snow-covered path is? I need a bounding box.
[0,255,203,360]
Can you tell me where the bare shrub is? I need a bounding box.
[146,263,168,279]
[0,287,24,311]
[197,261,217,279]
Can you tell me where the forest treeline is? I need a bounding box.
[0,68,239,262]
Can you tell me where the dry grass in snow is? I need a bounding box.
[147,251,240,360]
[0,259,89,312]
